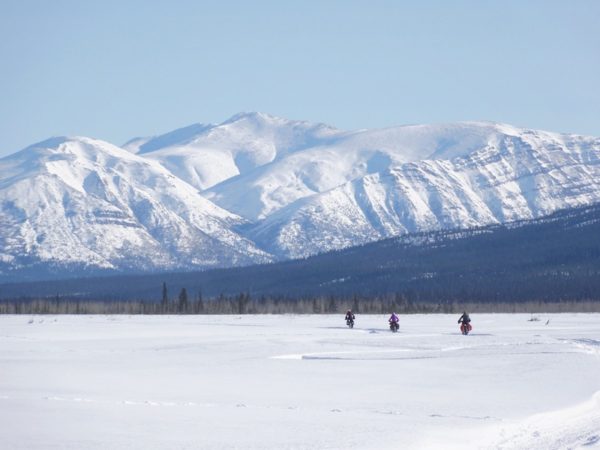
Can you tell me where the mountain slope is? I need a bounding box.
[243,126,600,257]
[0,137,270,281]
[3,203,599,301]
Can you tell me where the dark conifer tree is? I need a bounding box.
[178,288,188,313]
[327,295,336,313]
[312,297,321,314]
[196,290,204,314]
[162,282,168,309]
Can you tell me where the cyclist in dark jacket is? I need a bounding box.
[345,309,355,322]
[458,311,472,334]
[345,309,355,327]
[458,312,471,325]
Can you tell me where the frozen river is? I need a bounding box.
[1,314,599,449]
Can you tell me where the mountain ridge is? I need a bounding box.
[1,113,599,281]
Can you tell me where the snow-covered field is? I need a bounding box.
[1,314,599,449]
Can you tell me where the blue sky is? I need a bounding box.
[1,0,599,156]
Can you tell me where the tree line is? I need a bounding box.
[2,287,600,315]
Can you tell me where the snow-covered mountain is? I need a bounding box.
[205,120,514,221]
[1,112,599,280]
[0,136,270,280]
[243,124,600,257]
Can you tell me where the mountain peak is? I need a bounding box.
[219,112,339,132]
[21,135,119,153]
[26,136,72,150]
[221,111,282,125]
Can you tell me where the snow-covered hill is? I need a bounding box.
[1,113,599,280]
[125,112,343,192]
[0,136,270,279]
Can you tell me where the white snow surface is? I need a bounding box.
[1,313,599,450]
[2,112,600,274]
